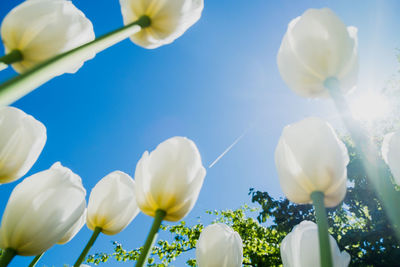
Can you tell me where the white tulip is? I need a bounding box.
[281,221,350,267]
[119,0,203,49]
[196,223,243,267]
[382,131,400,186]
[275,117,349,207]
[0,106,46,184]
[134,136,206,221]
[0,162,86,256]
[87,171,139,235]
[1,0,95,74]
[277,8,358,98]
[58,209,86,245]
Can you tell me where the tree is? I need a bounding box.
[88,57,400,266]
[252,137,400,266]
[87,136,400,266]
[87,206,283,266]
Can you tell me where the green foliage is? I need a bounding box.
[88,138,400,266]
[87,221,203,266]
[206,206,284,266]
[87,206,282,266]
[251,138,400,266]
[85,51,400,267]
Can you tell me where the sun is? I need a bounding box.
[350,91,391,122]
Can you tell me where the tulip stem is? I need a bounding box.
[135,209,166,267]
[311,191,333,267]
[0,248,16,267]
[325,77,400,240]
[73,227,102,267]
[28,252,44,267]
[0,50,23,71]
[0,15,151,106]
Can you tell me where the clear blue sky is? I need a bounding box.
[0,0,400,266]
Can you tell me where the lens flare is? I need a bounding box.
[350,91,391,121]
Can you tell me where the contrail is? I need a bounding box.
[208,125,253,169]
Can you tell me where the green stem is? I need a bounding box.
[0,50,23,71]
[311,191,333,267]
[73,227,102,267]
[28,252,44,267]
[0,248,16,267]
[0,15,151,106]
[135,210,166,267]
[325,77,400,240]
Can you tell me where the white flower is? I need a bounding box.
[87,171,139,235]
[119,0,203,49]
[0,106,46,184]
[1,0,95,74]
[196,223,243,267]
[275,117,349,207]
[382,131,400,186]
[281,221,350,267]
[277,8,358,98]
[134,136,206,221]
[0,162,86,256]
[57,209,86,244]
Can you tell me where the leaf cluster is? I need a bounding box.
[88,138,400,266]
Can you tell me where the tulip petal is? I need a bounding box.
[135,137,206,221]
[119,0,203,49]
[196,223,243,267]
[275,117,349,207]
[0,162,86,256]
[0,107,46,184]
[382,131,400,185]
[281,221,350,267]
[87,171,139,235]
[277,8,358,98]
[1,0,95,74]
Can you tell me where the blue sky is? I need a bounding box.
[1,0,400,266]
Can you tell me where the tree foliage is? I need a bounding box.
[251,138,400,266]
[87,136,400,266]
[87,206,284,266]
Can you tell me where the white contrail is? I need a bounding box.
[208,125,253,169]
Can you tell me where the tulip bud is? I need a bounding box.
[0,106,46,184]
[382,131,400,185]
[134,136,206,221]
[275,117,349,207]
[281,221,350,267]
[0,162,86,256]
[119,0,203,49]
[87,171,139,235]
[1,0,95,74]
[277,8,358,98]
[196,223,243,267]
[57,209,87,245]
